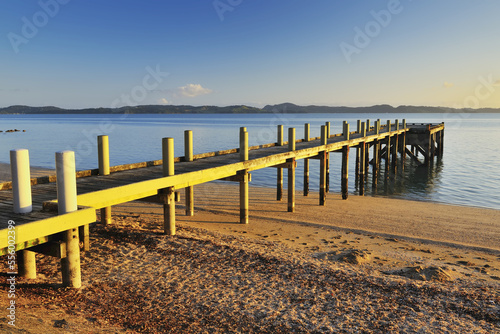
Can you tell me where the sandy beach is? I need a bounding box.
[1,173,499,332]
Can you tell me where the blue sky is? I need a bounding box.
[1,0,499,109]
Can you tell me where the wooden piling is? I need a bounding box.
[319,125,327,206]
[437,125,444,157]
[355,120,361,183]
[325,122,330,192]
[277,125,284,201]
[402,119,407,161]
[184,130,194,216]
[17,250,36,279]
[341,123,350,200]
[359,122,366,196]
[288,128,296,212]
[365,120,370,175]
[372,144,379,189]
[162,137,176,235]
[391,120,399,172]
[56,151,81,288]
[98,135,112,226]
[240,129,249,224]
[385,120,391,174]
[425,125,432,165]
[303,123,310,196]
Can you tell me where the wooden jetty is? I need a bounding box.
[0,119,444,288]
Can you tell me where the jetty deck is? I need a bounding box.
[0,119,444,287]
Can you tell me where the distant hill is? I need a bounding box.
[0,105,265,114]
[1,103,499,114]
[263,103,500,114]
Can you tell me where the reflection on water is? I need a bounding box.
[366,158,445,201]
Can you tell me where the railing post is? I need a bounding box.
[287,128,296,212]
[184,130,194,216]
[240,127,248,161]
[276,125,284,201]
[162,137,176,235]
[56,151,81,288]
[240,129,249,224]
[326,122,333,192]
[98,135,111,227]
[303,123,310,196]
[10,149,32,214]
[10,149,37,279]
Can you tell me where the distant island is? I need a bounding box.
[1,103,499,114]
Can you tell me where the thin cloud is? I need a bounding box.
[494,80,500,87]
[159,98,169,104]
[443,82,454,88]
[175,84,212,98]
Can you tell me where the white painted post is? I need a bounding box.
[56,151,81,288]
[10,149,36,278]
[10,149,32,214]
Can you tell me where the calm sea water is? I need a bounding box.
[1,113,499,210]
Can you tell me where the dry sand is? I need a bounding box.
[1,177,499,332]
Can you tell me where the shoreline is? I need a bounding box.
[1,161,500,212]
